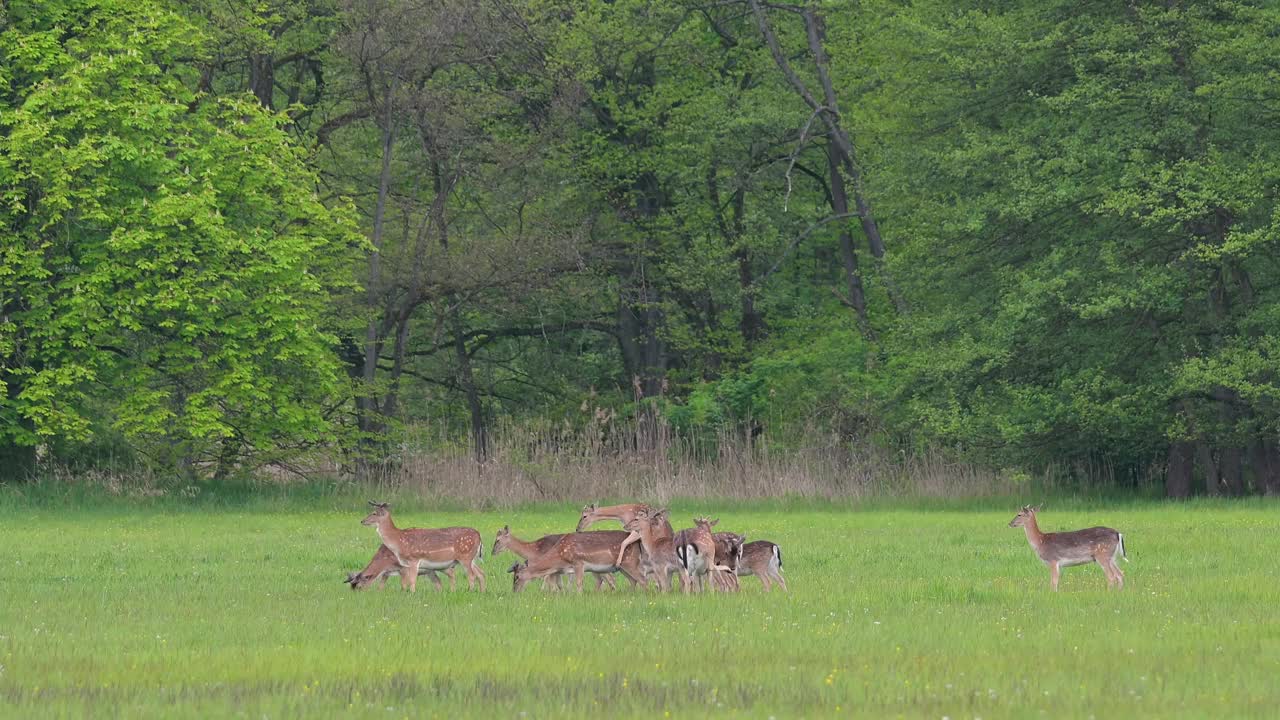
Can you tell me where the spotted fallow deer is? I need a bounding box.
[1009,505,1127,591]
[576,502,653,532]
[510,531,645,593]
[619,509,690,593]
[734,540,786,591]
[677,518,734,592]
[344,543,456,591]
[360,501,486,592]
[492,526,616,591]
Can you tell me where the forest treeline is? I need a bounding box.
[3,0,1278,497]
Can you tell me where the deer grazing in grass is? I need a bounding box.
[1009,505,1127,591]
[360,501,486,593]
[617,509,691,593]
[509,531,645,593]
[344,544,456,591]
[576,502,653,532]
[492,526,617,592]
[732,539,786,591]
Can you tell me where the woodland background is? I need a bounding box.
[4,0,1279,499]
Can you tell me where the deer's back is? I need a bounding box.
[398,526,482,558]
[1037,526,1119,563]
[739,541,779,573]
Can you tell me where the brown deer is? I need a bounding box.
[677,517,733,592]
[734,540,787,591]
[344,544,456,591]
[576,502,653,532]
[712,532,746,591]
[619,509,690,593]
[510,531,645,593]
[492,526,616,591]
[1009,505,1127,591]
[360,501,486,592]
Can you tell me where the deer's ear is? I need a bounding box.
[710,518,719,527]
[502,524,509,532]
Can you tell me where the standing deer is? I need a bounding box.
[345,544,456,591]
[677,518,733,592]
[576,502,653,532]
[360,501,486,592]
[734,540,787,592]
[1009,505,1127,591]
[509,531,645,593]
[492,526,617,591]
[618,509,690,593]
[712,532,746,591]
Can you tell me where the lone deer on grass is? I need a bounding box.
[344,544,456,591]
[576,502,653,532]
[509,531,645,593]
[360,501,486,593]
[1009,505,1127,591]
[492,526,617,591]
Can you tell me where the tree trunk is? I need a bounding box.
[826,145,870,334]
[1194,440,1220,496]
[1165,441,1193,498]
[357,78,397,445]
[1249,439,1280,496]
[249,53,275,109]
[616,290,667,399]
[1219,446,1244,496]
[451,305,487,462]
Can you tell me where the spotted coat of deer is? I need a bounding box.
[576,502,653,532]
[344,544,456,591]
[734,540,786,591]
[492,526,616,591]
[509,531,645,593]
[1009,505,1127,591]
[360,501,486,592]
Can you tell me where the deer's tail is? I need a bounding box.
[1117,533,1128,563]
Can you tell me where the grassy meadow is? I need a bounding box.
[0,493,1277,718]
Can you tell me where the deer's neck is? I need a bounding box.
[604,504,647,521]
[637,528,672,558]
[506,534,541,560]
[375,517,406,557]
[1022,517,1046,548]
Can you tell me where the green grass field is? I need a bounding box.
[1,495,1277,718]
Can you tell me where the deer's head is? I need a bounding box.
[1008,505,1041,528]
[722,532,746,570]
[361,501,391,527]
[575,503,601,532]
[344,571,373,591]
[694,517,719,531]
[493,525,512,556]
[509,561,532,593]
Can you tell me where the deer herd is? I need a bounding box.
[344,501,1127,594]
[345,501,785,594]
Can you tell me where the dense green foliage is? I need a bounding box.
[2,0,1277,495]
[2,498,1277,717]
